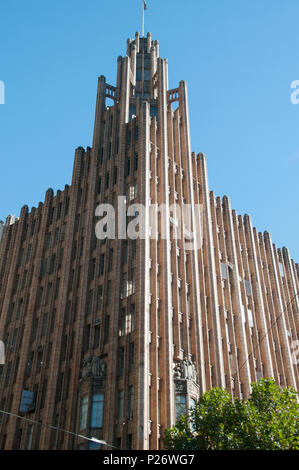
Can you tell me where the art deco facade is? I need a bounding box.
[0,32,298,450]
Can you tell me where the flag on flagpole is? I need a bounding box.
[142,0,147,37]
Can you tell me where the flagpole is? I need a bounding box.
[142,1,144,37]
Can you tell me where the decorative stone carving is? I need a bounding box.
[81,357,107,380]
[173,356,200,402]
[173,356,198,383]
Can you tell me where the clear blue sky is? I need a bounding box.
[0,0,298,261]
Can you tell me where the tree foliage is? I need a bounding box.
[164,379,299,450]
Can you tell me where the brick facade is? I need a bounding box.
[0,32,298,450]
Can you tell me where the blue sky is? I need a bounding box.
[0,0,298,261]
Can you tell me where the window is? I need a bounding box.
[31,318,39,341]
[129,105,136,120]
[83,325,90,353]
[132,239,137,259]
[45,232,51,250]
[20,390,36,413]
[16,299,22,320]
[175,395,186,421]
[119,347,124,377]
[107,281,112,305]
[89,259,96,280]
[94,325,100,349]
[37,287,43,308]
[49,254,56,274]
[100,253,105,276]
[150,106,158,118]
[57,202,62,220]
[189,398,196,432]
[123,241,128,264]
[129,343,134,372]
[89,441,102,450]
[87,290,93,315]
[189,397,196,411]
[128,386,134,419]
[126,158,131,176]
[144,70,151,81]
[16,428,23,449]
[105,173,110,189]
[46,344,52,368]
[120,309,126,336]
[79,236,84,256]
[248,309,254,328]
[61,223,66,241]
[41,314,48,337]
[245,280,252,296]
[97,285,103,310]
[61,335,67,362]
[121,276,128,299]
[118,391,124,423]
[54,228,59,245]
[55,372,64,403]
[128,304,135,332]
[241,305,246,323]
[40,379,47,409]
[57,248,63,269]
[179,321,183,350]
[97,177,102,194]
[279,262,284,277]
[134,180,138,199]
[46,283,52,305]
[26,244,32,262]
[55,278,60,299]
[108,249,113,271]
[104,316,110,344]
[64,197,70,216]
[220,263,227,279]
[91,393,104,428]
[22,271,28,290]
[132,269,136,294]
[48,207,55,225]
[79,396,89,430]
[134,153,138,171]
[99,147,104,164]
[68,270,74,294]
[129,186,135,201]
[127,434,133,450]
[113,167,118,185]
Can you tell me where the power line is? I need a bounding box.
[0,409,119,450]
[235,291,299,377]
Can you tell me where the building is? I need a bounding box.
[0,32,298,451]
[0,222,4,244]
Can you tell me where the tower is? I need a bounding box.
[0,33,298,451]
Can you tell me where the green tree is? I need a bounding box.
[164,378,299,450]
